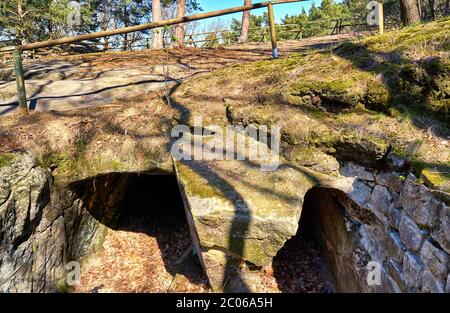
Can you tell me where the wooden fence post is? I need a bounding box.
[378,2,384,35]
[267,3,278,59]
[13,49,28,115]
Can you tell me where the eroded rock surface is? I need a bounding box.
[0,153,64,292]
[171,128,313,290]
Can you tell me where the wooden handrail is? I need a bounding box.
[0,0,304,52]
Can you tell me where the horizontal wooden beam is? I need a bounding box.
[2,0,304,52]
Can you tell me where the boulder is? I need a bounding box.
[432,203,450,255]
[399,213,426,252]
[422,269,445,293]
[400,176,440,228]
[403,252,424,291]
[420,240,449,281]
[174,130,315,291]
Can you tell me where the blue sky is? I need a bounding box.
[196,0,315,25]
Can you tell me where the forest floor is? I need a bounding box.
[72,214,334,293]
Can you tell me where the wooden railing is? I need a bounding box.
[103,17,390,51]
[4,0,310,114]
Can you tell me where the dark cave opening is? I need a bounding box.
[69,173,209,293]
[272,187,350,293]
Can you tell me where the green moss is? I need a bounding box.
[358,18,450,53]
[0,153,14,168]
[412,160,450,192]
[39,152,80,179]
[39,152,70,169]
[107,159,126,171]
[56,278,71,293]
[176,162,227,200]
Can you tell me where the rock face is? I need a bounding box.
[0,153,110,292]
[1,149,449,293]
[0,153,65,292]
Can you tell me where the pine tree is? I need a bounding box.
[174,0,186,46]
[400,0,421,25]
[238,0,252,43]
[152,0,163,49]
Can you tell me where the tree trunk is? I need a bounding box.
[445,0,449,16]
[103,37,110,52]
[238,0,252,43]
[123,4,128,51]
[17,0,26,44]
[152,0,163,49]
[417,0,422,19]
[174,0,186,47]
[400,0,421,25]
[428,0,436,19]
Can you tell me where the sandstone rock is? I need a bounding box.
[176,157,308,266]
[333,135,389,167]
[387,231,406,263]
[375,172,403,193]
[288,146,340,175]
[368,185,391,217]
[340,162,375,181]
[387,259,406,291]
[420,240,449,281]
[422,269,445,293]
[174,130,314,290]
[432,203,450,255]
[400,176,440,228]
[388,205,402,230]
[446,274,450,293]
[0,152,66,292]
[399,213,426,252]
[1,67,178,115]
[403,252,424,291]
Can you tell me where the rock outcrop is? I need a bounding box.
[0,153,64,292]
[0,20,448,293]
[0,153,111,292]
[1,134,449,293]
[173,130,316,291]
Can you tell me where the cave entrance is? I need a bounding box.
[272,187,354,293]
[69,173,209,293]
